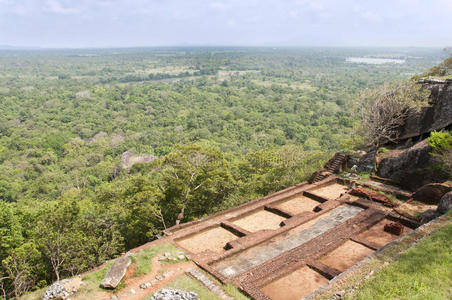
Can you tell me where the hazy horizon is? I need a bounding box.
[1,0,452,48]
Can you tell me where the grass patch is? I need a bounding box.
[166,274,221,300]
[348,220,452,299]
[132,242,186,277]
[224,283,250,300]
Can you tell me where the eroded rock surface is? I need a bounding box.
[120,151,157,171]
[150,288,198,300]
[437,191,452,214]
[100,256,131,289]
[399,82,452,140]
[377,140,446,190]
[412,182,452,204]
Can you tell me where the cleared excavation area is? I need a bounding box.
[176,226,238,254]
[357,218,413,248]
[274,194,322,214]
[308,183,349,200]
[261,266,329,300]
[166,177,429,300]
[231,209,286,232]
[214,205,363,279]
[319,240,375,272]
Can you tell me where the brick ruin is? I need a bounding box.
[161,173,423,300]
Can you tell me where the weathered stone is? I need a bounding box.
[398,82,452,140]
[150,288,199,300]
[384,222,404,235]
[100,256,131,289]
[412,182,452,204]
[377,140,447,191]
[120,151,156,171]
[437,192,452,214]
[419,209,440,224]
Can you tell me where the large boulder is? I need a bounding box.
[100,256,131,289]
[120,151,157,171]
[398,82,452,140]
[377,140,448,191]
[412,182,452,204]
[437,192,452,214]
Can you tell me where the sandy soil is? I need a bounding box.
[357,219,413,248]
[319,240,374,272]
[396,202,437,217]
[177,226,238,254]
[261,266,329,300]
[232,209,286,232]
[95,257,196,300]
[275,195,321,214]
[310,183,349,200]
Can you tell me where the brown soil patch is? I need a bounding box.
[94,257,196,300]
[396,201,437,217]
[232,209,286,232]
[357,219,413,248]
[274,195,321,214]
[261,266,329,300]
[310,183,349,200]
[319,240,374,272]
[177,227,238,254]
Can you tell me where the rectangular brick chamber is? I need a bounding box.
[260,266,329,300]
[231,209,287,232]
[176,226,240,254]
[357,218,414,248]
[273,194,323,215]
[318,240,375,272]
[308,182,349,200]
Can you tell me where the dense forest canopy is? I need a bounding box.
[0,47,444,298]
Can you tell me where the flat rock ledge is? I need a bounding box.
[100,256,132,289]
[150,288,198,300]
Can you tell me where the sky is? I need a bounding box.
[1,0,452,48]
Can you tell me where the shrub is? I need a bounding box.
[428,131,452,152]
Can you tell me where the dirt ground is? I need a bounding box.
[232,209,286,232]
[310,183,349,200]
[396,201,437,217]
[357,219,413,248]
[94,257,196,300]
[176,226,239,254]
[261,266,329,300]
[319,240,374,272]
[275,195,321,215]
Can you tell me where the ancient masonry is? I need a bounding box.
[162,170,423,300]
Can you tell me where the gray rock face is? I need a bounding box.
[413,183,452,204]
[120,151,157,171]
[377,140,447,191]
[437,192,452,214]
[150,288,198,300]
[399,82,452,140]
[100,256,131,289]
[42,279,81,300]
[419,209,441,224]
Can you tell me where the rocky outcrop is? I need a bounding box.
[398,80,452,140]
[412,182,452,204]
[150,288,199,300]
[377,140,447,191]
[100,256,131,289]
[42,278,82,300]
[437,192,452,214]
[120,151,157,171]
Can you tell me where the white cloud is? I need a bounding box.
[45,0,80,14]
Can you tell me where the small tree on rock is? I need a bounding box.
[357,81,428,171]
